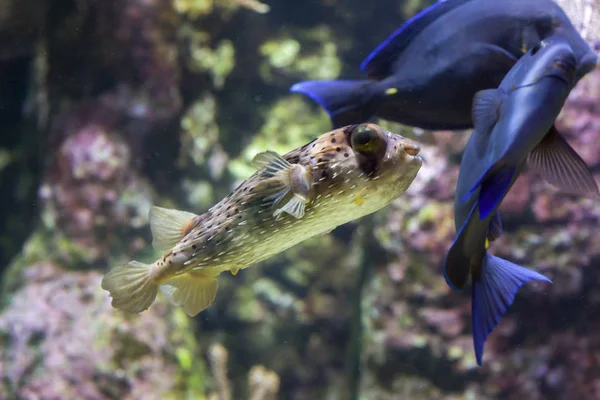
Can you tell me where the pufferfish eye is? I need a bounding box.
[351,124,381,153]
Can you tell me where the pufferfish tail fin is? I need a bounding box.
[160,272,219,317]
[149,206,199,251]
[101,261,158,313]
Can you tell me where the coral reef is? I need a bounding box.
[0,263,204,399]
[0,264,280,399]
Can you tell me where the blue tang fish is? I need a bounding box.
[444,36,599,366]
[290,0,599,130]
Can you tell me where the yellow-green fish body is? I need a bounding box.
[101,123,423,317]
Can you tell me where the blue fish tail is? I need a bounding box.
[472,252,551,365]
[290,80,374,128]
[462,163,516,220]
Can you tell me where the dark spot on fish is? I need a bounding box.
[321,147,326,151]
[234,209,239,213]
[173,252,177,256]
[331,138,336,143]
[394,146,397,150]
[169,261,172,265]
[226,206,231,211]
[249,188,254,192]
[192,245,197,249]
[344,153,349,158]
[317,158,326,163]
[336,147,341,152]
[330,132,335,136]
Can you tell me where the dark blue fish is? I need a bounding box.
[443,36,599,366]
[290,0,598,130]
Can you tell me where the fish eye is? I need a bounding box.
[530,42,542,55]
[351,124,380,153]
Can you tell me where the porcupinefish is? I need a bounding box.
[102,123,423,317]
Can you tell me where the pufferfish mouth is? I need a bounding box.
[414,154,425,164]
[401,142,424,164]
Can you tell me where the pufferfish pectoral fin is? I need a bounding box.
[252,150,312,219]
[149,206,199,251]
[252,150,293,177]
[274,193,307,219]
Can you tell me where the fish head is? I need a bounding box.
[341,123,423,178]
[303,123,422,201]
[538,5,598,80]
[539,36,578,86]
[340,123,423,203]
[514,35,578,88]
[286,123,423,216]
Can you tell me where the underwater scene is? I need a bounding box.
[1,0,600,398]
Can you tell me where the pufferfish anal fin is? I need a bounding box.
[149,206,199,251]
[160,272,219,317]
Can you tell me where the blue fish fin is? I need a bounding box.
[462,163,515,220]
[471,88,504,158]
[527,126,600,199]
[488,211,503,242]
[360,0,475,77]
[290,80,374,128]
[478,164,515,220]
[472,253,551,365]
[443,204,477,291]
[472,89,503,135]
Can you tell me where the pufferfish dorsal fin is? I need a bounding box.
[251,150,293,177]
[149,206,199,251]
[252,150,312,220]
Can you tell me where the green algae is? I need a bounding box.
[0,148,11,172]
[181,26,236,89]
[179,94,221,168]
[259,26,342,82]
[174,0,214,19]
[228,96,330,180]
[168,309,209,399]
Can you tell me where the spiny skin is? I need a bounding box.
[151,123,422,282]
